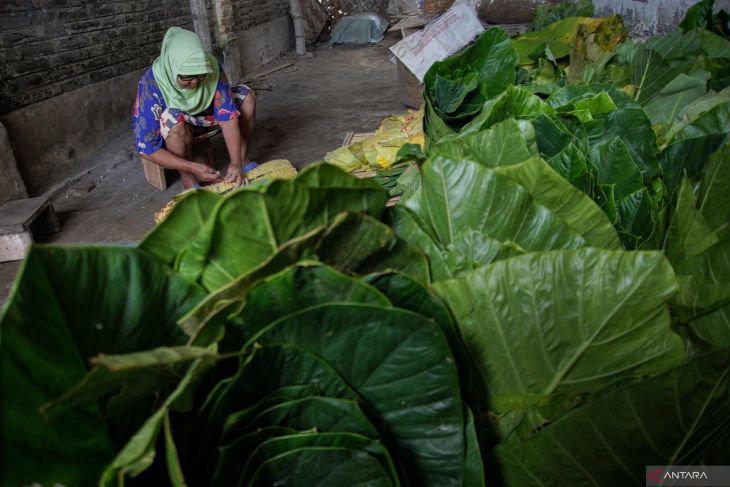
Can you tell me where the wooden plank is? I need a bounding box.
[351,169,377,179]
[246,62,295,80]
[0,231,32,262]
[342,131,354,146]
[142,158,167,191]
[386,196,401,207]
[342,131,373,147]
[0,196,52,233]
[192,126,222,143]
[391,14,438,31]
[351,132,374,144]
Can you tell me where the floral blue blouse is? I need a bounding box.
[132,67,240,155]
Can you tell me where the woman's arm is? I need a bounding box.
[140,148,221,182]
[219,117,245,184]
[214,67,249,185]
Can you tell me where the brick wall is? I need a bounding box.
[233,0,290,31]
[0,0,194,115]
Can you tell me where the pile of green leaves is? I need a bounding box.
[2,4,730,486]
[0,166,473,486]
[423,1,730,249]
[530,0,594,32]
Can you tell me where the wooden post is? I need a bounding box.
[290,0,306,55]
[189,0,213,52]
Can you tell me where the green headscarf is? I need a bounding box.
[152,27,220,115]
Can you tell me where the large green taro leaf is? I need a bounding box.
[668,144,730,346]
[313,211,429,281]
[672,100,730,143]
[40,345,218,421]
[213,427,295,484]
[590,136,658,247]
[632,46,689,105]
[139,189,221,266]
[364,272,458,353]
[99,357,211,485]
[461,86,555,135]
[240,432,398,487]
[246,304,467,486]
[248,447,394,487]
[533,113,586,159]
[697,142,730,240]
[665,178,718,265]
[392,157,616,280]
[177,223,330,341]
[492,157,620,250]
[363,272,486,487]
[355,235,431,284]
[643,71,709,129]
[586,108,660,179]
[174,164,388,291]
[431,119,534,167]
[179,212,414,344]
[215,396,384,487]
[546,142,592,192]
[188,345,363,484]
[674,239,730,348]
[546,84,640,110]
[659,134,726,198]
[492,350,730,486]
[225,263,390,349]
[424,28,519,119]
[0,246,205,486]
[665,89,730,144]
[430,71,480,118]
[512,17,590,65]
[674,240,730,315]
[224,396,381,446]
[215,385,324,443]
[688,301,730,348]
[433,248,685,428]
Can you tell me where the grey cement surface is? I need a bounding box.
[1,69,143,196]
[0,32,405,306]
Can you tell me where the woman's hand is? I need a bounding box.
[192,163,222,182]
[224,162,248,186]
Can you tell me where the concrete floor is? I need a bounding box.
[0,31,406,306]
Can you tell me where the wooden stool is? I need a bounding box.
[0,196,60,262]
[142,127,223,190]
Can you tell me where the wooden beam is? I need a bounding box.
[246,62,295,80]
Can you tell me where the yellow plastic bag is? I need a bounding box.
[324,107,424,171]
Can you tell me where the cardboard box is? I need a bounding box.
[396,58,424,108]
[423,0,455,15]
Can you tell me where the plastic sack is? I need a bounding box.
[328,13,390,45]
[389,0,484,81]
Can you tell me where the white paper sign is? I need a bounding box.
[389,1,484,82]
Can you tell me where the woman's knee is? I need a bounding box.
[168,120,193,145]
[241,92,256,119]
